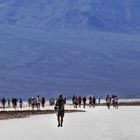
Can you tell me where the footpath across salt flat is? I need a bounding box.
[0,106,140,140]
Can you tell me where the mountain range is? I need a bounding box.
[0,0,140,98]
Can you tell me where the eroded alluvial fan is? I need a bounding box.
[0,0,140,98]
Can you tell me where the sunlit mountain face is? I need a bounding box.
[0,0,140,98]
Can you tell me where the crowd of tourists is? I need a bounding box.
[72,94,118,109]
[0,94,118,127]
[105,94,118,109]
[0,94,118,110]
[28,96,46,110]
[54,94,118,128]
[0,96,46,110]
[72,95,99,108]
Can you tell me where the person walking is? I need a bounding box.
[41,97,46,108]
[8,99,10,108]
[78,96,82,108]
[106,94,111,109]
[89,96,93,108]
[19,98,23,109]
[92,96,96,108]
[55,94,65,127]
[114,95,119,109]
[37,95,41,110]
[1,97,6,109]
[83,96,87,108]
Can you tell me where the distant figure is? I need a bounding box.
[12,98,14,108]
[89,96,93,108]
[72,95,76,105]
[55,94,65,127]
[98,97,101,105]
[41,97,46,108]
[92,96,96,108]
[37,95,41,110]
[31,97,35,110]
[73,97,78,108]
[78,96,82,108]
[12,98,17,109]
[49,98,55,106]
[8,99,10,108]
[114,95,118,109]
[83,96,87,108]
[15,98,18,109]
[1,97,6,109]
[19,98,23,109]
[112,94,115,107]
[28,98,31,107]
[106,95,111,109]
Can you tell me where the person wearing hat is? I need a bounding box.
[55,94,65,127]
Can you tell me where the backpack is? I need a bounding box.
[56,97,64,111]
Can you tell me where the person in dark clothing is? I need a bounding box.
[1,97,6,109]
[72,95,76,105]
[14,98,18,109]
[12,98,18,109]
[55,94,65,127]
[106,94,111,109]
[19,98,23,109]
[78,96,82,108]
[89,96,93,108]
[28,98,31,107]
[41,97,46,108]
[83,96,87,108]
[92,96,96,108]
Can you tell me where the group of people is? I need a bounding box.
[54,94,118,128]
[28,96,46,110]
[0,94,119,128]
[49,98,56,106]
[0,95,118,111]
[72,94,118,109]
[0,95,66,128]
[72,95,101,108]
[0,97,21,109]
[72,95,87,108]
[0,96,46,110]
[106,94,118,109]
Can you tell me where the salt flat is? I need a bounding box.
[0,106,140,140]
